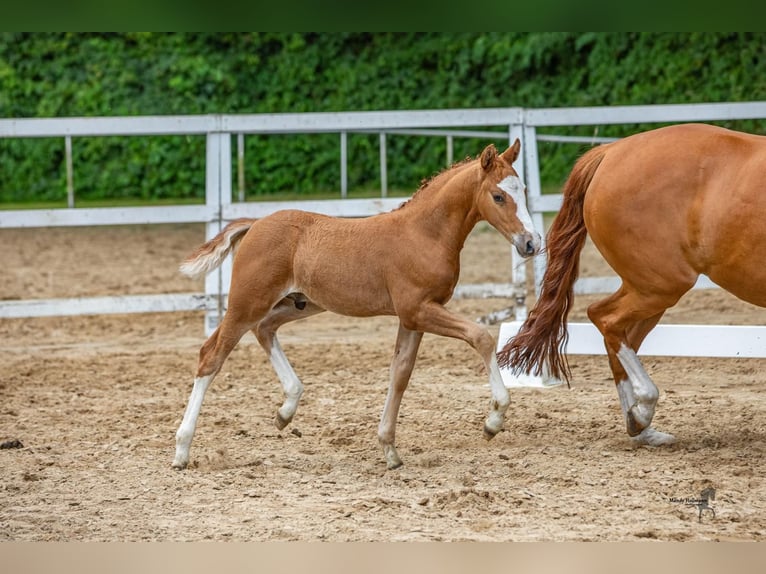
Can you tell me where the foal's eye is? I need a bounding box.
[492,193,505,204]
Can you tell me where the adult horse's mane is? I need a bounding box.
[395,156,476,211]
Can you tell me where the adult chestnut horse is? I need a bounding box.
[499,123,766,446]
[173,140,541,470]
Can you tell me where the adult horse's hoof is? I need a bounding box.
[625,409,644,437]
[626,402,660,438]
[632,427,677,446]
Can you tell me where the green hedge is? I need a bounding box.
[1,32,765,203]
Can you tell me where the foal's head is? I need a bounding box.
[475,140,541,258]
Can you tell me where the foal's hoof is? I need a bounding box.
[483,424,501,441]
[382,444,403,470]
[171,460,188,471]
[275,412,290,430]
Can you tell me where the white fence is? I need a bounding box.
[3,103,766,361]
[0,109,525,333]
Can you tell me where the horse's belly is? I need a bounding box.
[706,258,766,308]
[308,290,395,317]
[294,267,395,318]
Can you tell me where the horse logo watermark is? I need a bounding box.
[669,487,716,522]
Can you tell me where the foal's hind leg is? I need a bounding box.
[378,322,423,469]
[173,315,254,469]
[253,298,325,430]
[587,287,681,446]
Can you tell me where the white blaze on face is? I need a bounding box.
[497,175,536,236]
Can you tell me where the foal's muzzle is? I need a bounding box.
[513,232,542,258]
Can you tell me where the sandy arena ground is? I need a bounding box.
[1,221,765,541]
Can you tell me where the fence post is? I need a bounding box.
[509,124,529,321]
[522,123,546,296]
[65,136,74,208]
[379,132,388,197]
[237,132,245,202]
[204,131,233,336]
[219,133,233,302]
[340,131,348,198]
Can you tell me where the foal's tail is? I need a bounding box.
[497,145,607,384]
[179,218,255,279]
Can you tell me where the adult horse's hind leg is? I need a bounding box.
[253,298,325,430]
[378,322,423,469]
[587,286,683,446]
[173,315,254,469]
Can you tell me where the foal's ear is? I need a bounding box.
[480,144,498,171]
[500,138,521,164]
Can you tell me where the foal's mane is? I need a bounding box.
[395,156,477,211]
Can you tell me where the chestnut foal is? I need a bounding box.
[174,140,540,470]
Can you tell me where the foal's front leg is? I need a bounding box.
[378,323,423,469]
[404,302,511,440]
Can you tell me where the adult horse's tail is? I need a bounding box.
[497,145,607,384]
[179,218,255,279]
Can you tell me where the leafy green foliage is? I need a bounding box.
[1,33,765,203]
